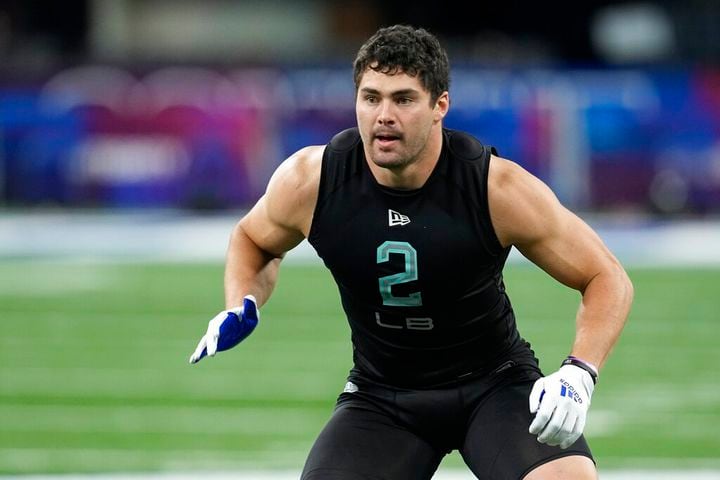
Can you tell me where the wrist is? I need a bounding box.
[561,355,599,384]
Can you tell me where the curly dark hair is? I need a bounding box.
[353,24,450,104]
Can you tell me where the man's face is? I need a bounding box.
[355,68,447,171]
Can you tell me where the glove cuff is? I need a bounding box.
[558,364,596,402]
[225,306,244,316]
[561,355,598,384]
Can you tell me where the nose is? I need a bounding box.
[377,100,395,125]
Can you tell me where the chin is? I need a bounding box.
[371,147,405,166]
[371,154,406,169]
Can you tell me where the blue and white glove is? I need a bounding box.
[528,364,595,449]
[189,295,259,364]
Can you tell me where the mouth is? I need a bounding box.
[374,132,401,146]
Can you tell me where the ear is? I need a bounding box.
[433,91,450,122]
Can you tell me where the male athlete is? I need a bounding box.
[190,25,633,479]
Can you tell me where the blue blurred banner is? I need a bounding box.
[1,65,718,214]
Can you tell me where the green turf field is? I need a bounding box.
[0,260,718,474]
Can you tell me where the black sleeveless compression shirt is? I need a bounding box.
[308,127,537,388]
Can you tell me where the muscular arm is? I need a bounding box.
[224,146,323,308]
[488,156,633,370]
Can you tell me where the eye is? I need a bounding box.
[365,95,378,104]
[397,97,413,105]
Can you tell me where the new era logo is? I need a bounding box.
[343,381,358,393]
[388,209,410,226]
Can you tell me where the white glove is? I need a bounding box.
[529,364,595,449]
[189,295,259,364]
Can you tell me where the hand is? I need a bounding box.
[528,364,595,449]
[189,295,259,364]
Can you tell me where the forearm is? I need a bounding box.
[224,222,282,308]
[570,262,634,371]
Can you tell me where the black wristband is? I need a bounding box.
[562,356,598,384]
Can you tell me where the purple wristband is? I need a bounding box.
[562,355,599,384]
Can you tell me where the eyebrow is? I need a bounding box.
[359,87,421,97]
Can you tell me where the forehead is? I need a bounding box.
[357,68,427,94]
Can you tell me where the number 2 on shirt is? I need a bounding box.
[376,241,422,307]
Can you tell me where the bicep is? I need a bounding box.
[239,147,321,256]
[517,207,616,292]
[489,158,617,292]
[240,195,305,257]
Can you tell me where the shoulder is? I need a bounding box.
[488,154,524,189]
[488,154,563,247]
[263,145,325,234]
[443,128,495,162]
[271,145,324,191]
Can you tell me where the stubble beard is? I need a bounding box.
[371,150,412,170]
[369,137,424,171]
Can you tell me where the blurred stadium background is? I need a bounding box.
[1,1,719,478]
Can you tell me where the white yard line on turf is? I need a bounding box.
[2,211,720,267]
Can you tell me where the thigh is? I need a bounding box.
[301,399,444,480]
[524,454,597,480]
[460,381,594,480]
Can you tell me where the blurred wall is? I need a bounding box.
[89,0,331,62]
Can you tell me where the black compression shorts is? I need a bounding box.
[300,363,594,479]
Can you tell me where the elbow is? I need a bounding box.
[613,261,635,314]
[585,260,634,314]
[623,267,635,308]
